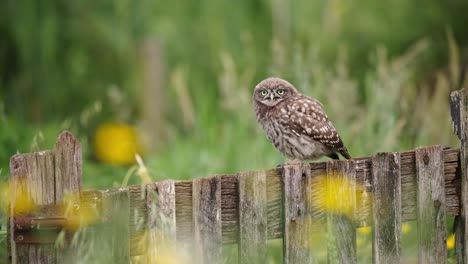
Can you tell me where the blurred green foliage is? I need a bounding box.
[1,0,467,122]
[0,1,467,261]
[0,0,467,191]
[0,0,152,121]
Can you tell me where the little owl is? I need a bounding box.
[253,77,351,164]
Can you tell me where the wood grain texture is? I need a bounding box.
[372,152,402,264]
[147,180,176,236]
[326,160,357,264]
[146,180,176,259]
[54,132,82,262]
[451,89,468,263]
[221,175,239,244]
[416,146,447,263]
[175,180,193,244]
[142,180,178,263]
[238,171,267,264]
[8,131,82,264]
[192,176,222,264]
[283,164,313,264]
[10,151,56,264]
[54,131,82,201]
[265,169,283,240]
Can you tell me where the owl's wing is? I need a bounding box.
[284,97,351,159]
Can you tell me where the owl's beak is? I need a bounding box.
[270,93,274,101]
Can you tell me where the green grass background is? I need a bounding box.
[1,0,467,262]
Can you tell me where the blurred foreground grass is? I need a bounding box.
[0,36,462,188]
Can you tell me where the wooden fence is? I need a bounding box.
[6,88,468,263]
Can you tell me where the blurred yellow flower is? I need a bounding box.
[141,230,189,264]
[0,179,36,216]
[357,226,371,234]
[308,174,366,220]
[148,253,188,264]
[402,223,411,234]
[62,193,98,231]
[447,233,455,250]
[94,123,140,165]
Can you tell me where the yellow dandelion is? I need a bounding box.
[150,253,187,264]
[142,229,189,264]
[402,223,411,234]
[0,179,36,216]
[62,193,98,231]
[447,233,455,250]
[357,226,371,234]
[308,174,366,219]
[94,123,140,165]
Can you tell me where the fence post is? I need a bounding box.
[146,180,177,261]
[326,160,357,263]
[8,131,82,264]
[283,164,313,264]
[238,171,267,264]
[450,88,468,263]
[192,176,222,264]
[415,146,446,263]
[372,152,402,263]
[102,188,130,263]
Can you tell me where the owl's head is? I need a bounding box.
[253,77,297,107]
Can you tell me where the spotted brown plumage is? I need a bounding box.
[253,77,351,162]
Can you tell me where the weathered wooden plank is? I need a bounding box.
[192,176,222,264]
[54,131,82,201]
[238,171,267,264]
[326,160,357,264]
[372,152,402,263]
[221,175,239,243]
[147,180,176,236]
[102,188,130,263]
[283,164,313,264]
[54,132,82,262]
[175,180,192,245]
[128,185,147,256]
[451,88,468,263]
[8,132,83,264]
[416,146,447,263]
[266,169,283,240]
[9,151,56,264]
[146,180,176,260]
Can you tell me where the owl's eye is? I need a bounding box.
[261,90,268,96]
[277,89,285,95]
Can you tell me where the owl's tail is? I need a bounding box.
[327,151,351,160]
[338,147,352,160]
